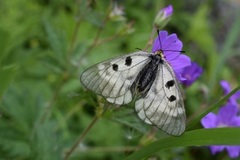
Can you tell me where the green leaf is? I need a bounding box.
[188,4,216,54]
[109,107,151,134]
[0,28,10,63]
[125,128,240,160]
[186,85,240,130]
[0,65,18,97]
[209,12,240,89]
[44,21,67,68]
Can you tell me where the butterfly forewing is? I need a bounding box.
[80,51,150,105]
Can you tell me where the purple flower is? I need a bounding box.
[201,104,240,158]
[154,5,173,29]
[181,62,203,86]
[220,80,240,107]
[152,30,191,82]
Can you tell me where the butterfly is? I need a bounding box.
[80,37,186,136]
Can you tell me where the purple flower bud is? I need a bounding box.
[162,5,173,18]
[154,5,173,29]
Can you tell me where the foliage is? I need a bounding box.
[0,0,240,159]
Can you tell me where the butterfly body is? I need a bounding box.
[134,53,161,94]
[80,51,186,136]
[130,52,164,101]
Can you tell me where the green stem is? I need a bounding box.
[144,27,157,50]
[39,78,65,124]
[63,105,109,160]
[79,8,110,60]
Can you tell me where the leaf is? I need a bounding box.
[187,4,216,55]
[209,12,240,89]
[125,128,240,160]
[110,107,150,134]
[0,28,10,63]
[0,65,18,97]
[0,86,60,159]
[44,21,67,68]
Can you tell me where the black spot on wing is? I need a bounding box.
[168,95,176,102]
[125,56,132,66]
[165,80,175,89]
[112,64,118,71]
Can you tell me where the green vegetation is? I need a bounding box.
[0,0,239,159]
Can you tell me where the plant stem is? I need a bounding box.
[144,26,157,50]
[67,12,83,63]
[67,0,86,63]
[79,9,110,60]
[63,105,109,160]
[39,78,65,124]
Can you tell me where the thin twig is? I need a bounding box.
[63,105,109,160]
[144,26,157,50]
[79,9,110,60]
[96,21,135,46]
[39,78,65,124]
[67,14,83,63]
[96,34,119,46]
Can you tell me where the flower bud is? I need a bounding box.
[109,3,125,22]
[153,5,173,29]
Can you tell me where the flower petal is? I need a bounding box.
[174,70,187,82]
[235,90,240,98]
[226,146,240,158]
[231,90,240,106]
[152,31,168,52]
[181,62,203,86]
[201,113,217,128]
[168,54,191,73]
[210,145,225,154]
[218,104,238,124]
[220,80,240,106]
[162,34,183,60]
[229,117,240,127]
[163,5,173,17]
[220,80,231,95]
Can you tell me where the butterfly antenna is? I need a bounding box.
[157,29,185,54]
[163,50,186,53]
[135,47,143,51]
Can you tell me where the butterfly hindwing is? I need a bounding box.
[80,51,151,105]
[135,60,185,136]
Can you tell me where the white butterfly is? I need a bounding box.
[80,50,186,136]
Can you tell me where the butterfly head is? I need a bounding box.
[155,30,167,60]
[154,50,166,60]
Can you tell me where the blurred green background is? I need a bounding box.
[0,0,240,159]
